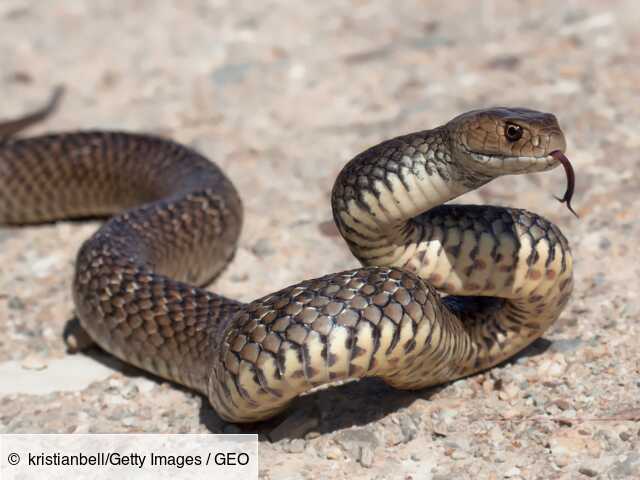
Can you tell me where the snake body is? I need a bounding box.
[0,91,573,422]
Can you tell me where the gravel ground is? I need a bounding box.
[1,1,639,479]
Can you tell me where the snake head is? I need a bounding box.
[446,107,577,217]
[446,107,567,176]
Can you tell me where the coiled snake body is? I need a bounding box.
[0,90,573,422]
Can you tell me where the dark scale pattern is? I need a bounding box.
[208,267,472,421]
[1,130,244,392]
[413,204,571,275]
[331,128,453,231]
[1,98,573,423]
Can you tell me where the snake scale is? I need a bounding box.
[0,89,574,423]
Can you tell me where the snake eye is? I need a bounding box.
[505,123,523,142]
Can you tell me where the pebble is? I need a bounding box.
[21,354,48,371]
[618,431,631,442]
[251,238,275,257]
[498,382,520,400]
[31,254,63,277]
[503,467,521,478]
[120,384,139,400]
[333,427,379,462]
[324,445,342,460]
[398,414,419,443]
[63,320,95,352]
[488,426,505,445]
[359,446,374,468]
[229,272,249,282]
[285,439,306,454]
[578,465,599,477]
[554,399,572,411]
[450,449,467,460]
[536,354,567,378]
[431,421,448,438]
[121,417,136,427]
[494,452,508,464]
[8,296,25,311]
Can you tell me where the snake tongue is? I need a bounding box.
[551,150,578,218]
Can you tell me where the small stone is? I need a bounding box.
[488,426,505,445]
[334,427,379,462]
[31,254,62,277]
[121,417,136,427]
[324,445,342,460]
[251,238,275,257]
[502,407,525,420]
[498,382,520,400]
[578,465,599,477]
[598,237,611,250]
[21,354,48,371]
[451,449,467,460]
[8,296,25,310]
[482,377,495,394]
[63,320,96,352]
[359,446,374,468]
[120,384,139,400]
[503,466,521,478]
[537,354,567,378]
[398,414,418,443]
[432,421,448,437]
[107,378,124,390]
[230,273,249,282]
[440,408,459,424]
[618,431,631,442]
[494,452,507,464]
[285,438,306,453]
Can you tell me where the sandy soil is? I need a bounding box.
[1,1,639,479]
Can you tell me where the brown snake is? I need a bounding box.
[0,89,574,423]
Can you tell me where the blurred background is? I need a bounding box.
[2,1,638,479]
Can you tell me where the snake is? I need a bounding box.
[0,88,575,423]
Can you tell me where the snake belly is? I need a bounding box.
[0,94,573,422]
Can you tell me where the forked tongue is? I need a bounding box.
[550,150,578,218]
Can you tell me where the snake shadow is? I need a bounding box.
[62,317,551,440]
[198,336,552,439]
[198,376,445,439]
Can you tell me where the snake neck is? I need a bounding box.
[331,128,573,379]
[332,127,485,266]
